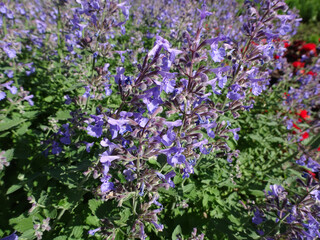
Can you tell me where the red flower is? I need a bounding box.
[317,146,320,152]
[274,55,280,60]
[293,123,301,132]
[300,132,309,141]
[284,41,290,48]
[307,71,317,76]
[292,61,305,68]
[297,110,310,120]
[301,43,316,52]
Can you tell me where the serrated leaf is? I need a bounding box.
[71,226,83,238]
[115,208,131,225]
[89,199,102,213]
[0,118,26,132]
[182,183,195,193]
[16,122,31,135]
[20,229,35,239]
[158,187,178,197]
[86,215,100,226]
[9,215,33,233]
[23,111,38,119]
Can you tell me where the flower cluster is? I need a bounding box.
[42,0,302,238]
[253,178,320,239]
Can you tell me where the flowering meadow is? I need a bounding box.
[0,0,320,239]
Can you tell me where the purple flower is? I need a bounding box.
[23,95,34,106]
[311,190,320,202]
[0,232,18,240]
[229,128,240,141]
[151,221,164,231]
[117,2,130,20]
[0,91,6,100]
[218,74,227,89]
[36,20,46,34]
[2,81,17,95]
[0,3,7,14]
[108,117,131,139]
[100,151,120,164]
[210,44,225,62]
[286,119,293,130]
[64,95,72,105]
[86,115,104,138]
[52,141,62,155]
[296,155,306,166]
[5,70,13,78]
[252,209,264,225]
[268,184,284,197]
[123,168,136,181]
[252,83,262,96]
[85,142,94,153]
[82,86,92,98]
[197,4,212,20]
[88,227,101,236]
[101,181,114,193]
[5,10,14,19]
[157,171,176,188]
[227,84,244,101]
[2,46,16,59]
[116,50,126,63]
[161,128,176,146]
[104,84,112,96]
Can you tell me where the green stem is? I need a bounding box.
[56,6,64,61]
[2,16,7,36]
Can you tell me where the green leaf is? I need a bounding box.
[53,236,68,240]
[19,229,35,239]
[248,189,265,197]
[309,133,320,150]
[0,118,26,132]
[182,183,195,193]
[6,184,23,195]
[16,122,31,135]
[3,148,14,162]
[115,208,131,225]
[89,199,102,213]
[71,226,83,238]
[228,214,241,226]
[86,215,100,226]
[202,193,209,208]
[9,215,33,233]
[23,111,38,119]
[44,96,54,102]
[55,110,71,120]
[171,225,182,240]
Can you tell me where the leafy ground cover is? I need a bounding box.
[0,0,319,239]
